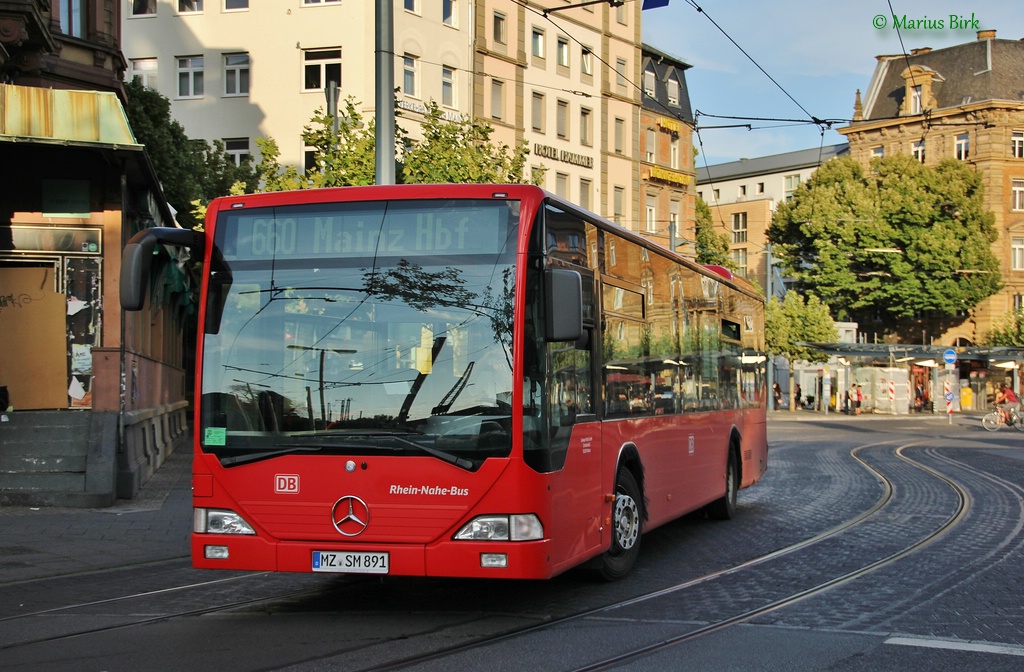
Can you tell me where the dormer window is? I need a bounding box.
[643,67,656,97]
[899,65,942,116]
[911,85,922,114]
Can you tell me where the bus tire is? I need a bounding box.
[596,468,643,581]
[706,447,738,520]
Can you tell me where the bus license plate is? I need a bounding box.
[312,551,389,574]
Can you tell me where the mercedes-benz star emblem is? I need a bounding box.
[331,495,370,536]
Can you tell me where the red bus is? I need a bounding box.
[122,184,767,580]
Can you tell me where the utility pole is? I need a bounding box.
[375,0,395,185]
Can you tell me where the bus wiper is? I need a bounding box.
[336,430,476,470]
[220,445,325,467]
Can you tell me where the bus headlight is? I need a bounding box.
[194,508,256,535]
[454,514,543,541]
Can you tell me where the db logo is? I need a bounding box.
[275,474,300,494]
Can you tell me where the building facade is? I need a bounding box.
[839,29,1024,345]
[638,45,695,256]
[697,143,849,291]
[120,1,689,235]
[1,1,185,506]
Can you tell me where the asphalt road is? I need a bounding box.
[1,412,1022,671]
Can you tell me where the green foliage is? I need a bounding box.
[983,310,1024,346]
[765,292,837,363]
[694,197,735,269]
[402,102,543,185]
[767,155,1001,328]
[255,98,543,190]
[123,79,257,228]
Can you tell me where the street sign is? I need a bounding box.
[943,349,958,365]
[944,392,955,402]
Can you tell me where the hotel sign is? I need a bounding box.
[648,166,691,186]
[398,97,463,122]
[533,143,594,168]
[657,117,681,133]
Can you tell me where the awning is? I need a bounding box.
[799,342,1024,363]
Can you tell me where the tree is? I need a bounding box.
[693,197,735,270]
[123,79,257,228]
[767,155,1001,339]
[983,310,1024,346]
[402,102,542,185]
[254,98,543,191]
[765,292,837,411]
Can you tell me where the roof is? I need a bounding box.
[641,43,694,124]
[697,143,849,184]
[861,36,1024,120]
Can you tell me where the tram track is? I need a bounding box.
[0,437,988,672]
[351,439,972,672]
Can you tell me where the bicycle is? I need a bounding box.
[981,407,1024,431]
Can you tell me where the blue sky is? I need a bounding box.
[640,0,1024,166]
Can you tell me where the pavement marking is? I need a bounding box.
[886,636,1024,657]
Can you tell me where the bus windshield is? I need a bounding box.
[199,198,520,469]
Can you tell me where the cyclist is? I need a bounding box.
[995,383,1020,424]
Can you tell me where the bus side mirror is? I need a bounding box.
[120,227,202,311]
[544,268,583,342]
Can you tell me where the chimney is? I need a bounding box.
[910,47,932,55]
[978,29,997,40]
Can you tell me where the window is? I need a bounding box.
[403,54,418,97]
[442,66,455,107]
[872,146,884,159]
[224,138,250,166]
[225,0,248,9]
[403,0,418,13]
[1013,131,1024,159]
[645,128,655,162]
[556,100,568,139]
[757,182,765,194]
[955,133,970,160]
[731,248,748,277]
[614,117,625,154]
[784,174,800,200]
[581,47,593,76]
[304,144,317,175]
[1013,180,1024,211]
[224,54,250,96]
[555,173,568,198]
[910,84,922,114]
[131,0,157,16]
[669,201,680,238]
[616,3,627,24]
[557,38,570,69]
[305,0,340,3]
[129,58,158,88]
[645,196,657,233]
[739,185,747,198]
[667,78,679,106]
[580,107,592,146]
[1014,238,1024,271]
[643,68,656,97]
[304,49,341,91]
[178,0,202,12]
[670,136,679,169]
[732,212,748,244]
[492,12,506,46]
[531,92,545,132]
[532,29,545,59]
[57,0,85,37]
[913,140,926,163]
[490,79,504,121]
[177,56,204,98]
[616,58,627,93]
[580,178,592,211]
[442,0,456,27]
[613,187,624,224]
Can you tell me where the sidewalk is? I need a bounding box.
[0,448,193,584]
[768,407,982,426]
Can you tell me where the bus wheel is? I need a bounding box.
[597,469,642,581]
[707,448,738,520]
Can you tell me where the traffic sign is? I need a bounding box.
[943,349,958,365]
[944,392,955,402]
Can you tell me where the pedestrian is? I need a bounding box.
[855,384,863,415]
[772,382,782,410]
[794,384,802,409]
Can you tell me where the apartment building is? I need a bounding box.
[638,44,695,255]
[121,1,668,230]
[697,143,849,289]
[839,29,1024,345]
[1,1,184,506]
